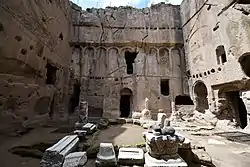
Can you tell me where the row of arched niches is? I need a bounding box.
[74,45,184,66]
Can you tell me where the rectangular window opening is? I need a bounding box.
[238,0,250,4]
[160,79,170,96]
[216,45,227,65]
[125,51,137,74]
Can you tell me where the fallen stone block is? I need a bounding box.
[82,123,96,134]
[118,147,144,166]
[40,135,79,167]
[74,130,87,141]
[97,119,109,129]
[95,143,117,167]
[63,152,87,167]
[74,130,87,137]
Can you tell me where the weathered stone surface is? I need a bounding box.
[157,113,167,128]
[40,135,79,167]
[95,143,117,167]
[82,123,97,134]
[118,148,144,166]
[63,152,87,167]
[75,122,85,130]
[132,112,142,119]
[117,118,126,124]
[192,149,212,166]
[144,152,187,167]
[143,132,185,157]
[98,119,109,129]
[0,0,72,133]
[178,137,191,149]
[74,130,87,141]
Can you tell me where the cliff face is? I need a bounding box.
[0,0,72,133]
[69,3,188,118]
[181,0,250,128]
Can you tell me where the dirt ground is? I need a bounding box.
[0,123,250,167]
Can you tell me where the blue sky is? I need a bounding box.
[71,0,183,9]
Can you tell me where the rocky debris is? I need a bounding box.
[40,135,79,167]
[125,118,133,124]
[118,147,144,166]
[108,119,119,125]
[192,149,213,167]
[175,106,195,121]
[178,136,191,149]
[132,112,142,119]
[133,119,141,125]
[97,119,109,129]
[117,118,126,124]
[141,109,152,120]
[82,123,97,135]
[63,152,87,167]
[95,143,117,167]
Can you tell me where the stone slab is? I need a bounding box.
[82,123,96,134]
[118,148,144,166]
[96,143,117,167]
[40,135,79,167]
[144,153,187,167]
[63,152,87,167]
[74,130,87,137]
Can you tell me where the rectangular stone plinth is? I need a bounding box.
[118,147,144,166]
[82,123,96,134]
[144,153,187,167]
[40,135,79,167]
[96,143,117,167]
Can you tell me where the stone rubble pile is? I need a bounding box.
[40,101,213,167]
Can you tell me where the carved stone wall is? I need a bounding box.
[0,0,72,133]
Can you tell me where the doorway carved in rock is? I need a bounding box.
[120,88,133,118]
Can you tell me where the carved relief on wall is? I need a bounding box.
[159,48,170,66]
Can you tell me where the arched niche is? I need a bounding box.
[193,81,209,112]
[84,47,95,76]
[239,53,250,77]
[147,47,158,75]
[159,48,170,66]
[96,47,107,76]
[107,47,119,75]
